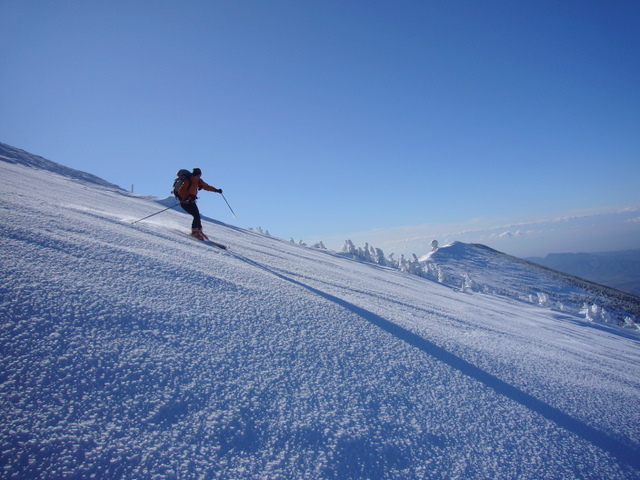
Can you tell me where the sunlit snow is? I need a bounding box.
[1,144,640,479]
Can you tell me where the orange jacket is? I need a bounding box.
[178,176,219,203]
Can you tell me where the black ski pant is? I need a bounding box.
[180,202,202,230]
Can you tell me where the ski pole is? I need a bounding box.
[221,193,237,218]
[131,203,180,224]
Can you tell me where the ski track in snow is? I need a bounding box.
[1,157,640,479]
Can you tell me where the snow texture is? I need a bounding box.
[2,144,640,479]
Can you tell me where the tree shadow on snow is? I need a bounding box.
[233,253,640,474]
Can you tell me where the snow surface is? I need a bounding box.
[2,149,640,479]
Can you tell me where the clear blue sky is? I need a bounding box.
[2,0,639,257]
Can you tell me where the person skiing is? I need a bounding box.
[176,168,222,240]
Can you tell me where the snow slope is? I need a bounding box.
[0,142,121,190]
[1,147,640,479]
[418,242,640,325]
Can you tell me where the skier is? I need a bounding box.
[176,168,222,240]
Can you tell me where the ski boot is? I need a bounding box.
[190,228,205,240]
[191,228,209,241]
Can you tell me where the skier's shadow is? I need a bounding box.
[234,254,640,473]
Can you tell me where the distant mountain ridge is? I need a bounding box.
[417,242,640,324]
[527,250,640,297]
[0,142,122,190]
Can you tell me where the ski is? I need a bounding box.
[188,233,228,250]
[206,240,228,250]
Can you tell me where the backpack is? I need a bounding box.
[172,169,192,200]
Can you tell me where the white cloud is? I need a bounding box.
[319,205,640,258]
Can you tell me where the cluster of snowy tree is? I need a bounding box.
[247,228,328,249]
[340,240,493,290]
[289,238,327,249]
[249,227,271,235]
[339,239,538,296]
[341,240,432,276]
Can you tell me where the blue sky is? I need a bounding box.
[2,0,639,257]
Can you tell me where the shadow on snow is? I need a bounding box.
[233,253,640,474]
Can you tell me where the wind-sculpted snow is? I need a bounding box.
[1,152,640,479]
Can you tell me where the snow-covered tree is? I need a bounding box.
[371,246,387,266]
[537,292,550,307]
[342,239,357,255]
